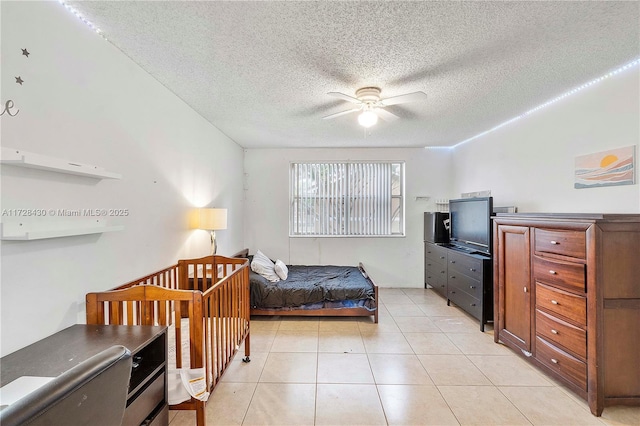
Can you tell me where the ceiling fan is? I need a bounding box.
[323,87,428,128]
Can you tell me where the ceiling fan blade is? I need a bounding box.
[376,108,400,122]
[380,91,428,106]
[322,108,360,120]
[327,92,362,104]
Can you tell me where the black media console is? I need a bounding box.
[424,242,493,331]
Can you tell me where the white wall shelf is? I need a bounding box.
[1,147,122,179]
[1,220,124,241]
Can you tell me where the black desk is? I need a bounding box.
[1,324,168,426]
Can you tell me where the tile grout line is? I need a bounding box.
[401,288,463,426]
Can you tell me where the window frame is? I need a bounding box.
[289,160,405,238]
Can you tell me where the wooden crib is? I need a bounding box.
[86,254,250,426]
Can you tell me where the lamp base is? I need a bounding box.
[210,230,217,255]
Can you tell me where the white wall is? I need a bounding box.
[451,67,640,212]
[244,148,453,287]
[0,2,244,356]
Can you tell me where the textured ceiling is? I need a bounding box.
[67,1,639,148]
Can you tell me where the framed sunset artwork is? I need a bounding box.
[574,145,636,189]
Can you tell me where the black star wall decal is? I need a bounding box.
[15,76,24,85]
[22,48,30,57]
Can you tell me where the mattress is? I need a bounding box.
[249,265,375,309]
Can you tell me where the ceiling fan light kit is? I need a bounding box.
[324,86,427,128]
[358,109,378,128]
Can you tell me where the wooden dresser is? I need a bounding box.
[492,213,640,416]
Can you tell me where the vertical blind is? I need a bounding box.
[290,162,404,236]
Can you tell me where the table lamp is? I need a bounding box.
[193,208,227,254]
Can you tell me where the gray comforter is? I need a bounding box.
[249,265,375,309]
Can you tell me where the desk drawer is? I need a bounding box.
[535,229,586,259]
[536,309,586,360]
[147,404,169,426]
[533,255,585,293]
[536,283,586,325]
[123,371,166,426]
[536,337,587,391]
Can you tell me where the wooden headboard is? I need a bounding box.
[231,248,249,258]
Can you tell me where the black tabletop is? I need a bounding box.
[1,324,166,386]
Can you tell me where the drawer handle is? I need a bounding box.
[441,284,445,288]
[551,329,559,334]
[469,268,476,272]
[551,300,559,305]
[470,303,476,307]
[132,355,143,369]
[549,270,557,275]
[451,291,456,294]
[550,240,559,245]
[551,358,559,364]
[450,260,456,264]
[470,285,477,289]
[524,286,528,293]
[440,256,445,259]
[450,276,456,279]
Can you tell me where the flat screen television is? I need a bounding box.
[449,197,493,255]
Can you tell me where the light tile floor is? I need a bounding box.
[169,288,640,425]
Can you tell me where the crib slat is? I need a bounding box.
[109,303,120,324]
[158,299,167,325]
[175,304,182,368]
[190,292,203,368]
[127,301,134,325]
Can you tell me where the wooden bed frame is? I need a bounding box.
[234,249,379,323]
[86,254,250,426]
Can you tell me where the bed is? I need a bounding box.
[234,249,378,323]
[85,254,250,426]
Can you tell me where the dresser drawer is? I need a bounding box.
[425,244,448,263]
[536,309,586,360]
[533,255,585,293]
[426,267,447,295]
[536,337,587,391]
[447,250,484,281]
[425,268,445,289]
[534,228,586,259]
[448,274,482,300]
[425,260,446,276]
[447,286,481,320]
[425,261,447,286]
[536,283,586,325]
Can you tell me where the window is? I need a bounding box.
[289,161,404,236]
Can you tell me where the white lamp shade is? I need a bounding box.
[358,110,378,128]
[193,208,227,230]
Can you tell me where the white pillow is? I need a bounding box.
[251,250,280,282]
[274,259,288,280]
